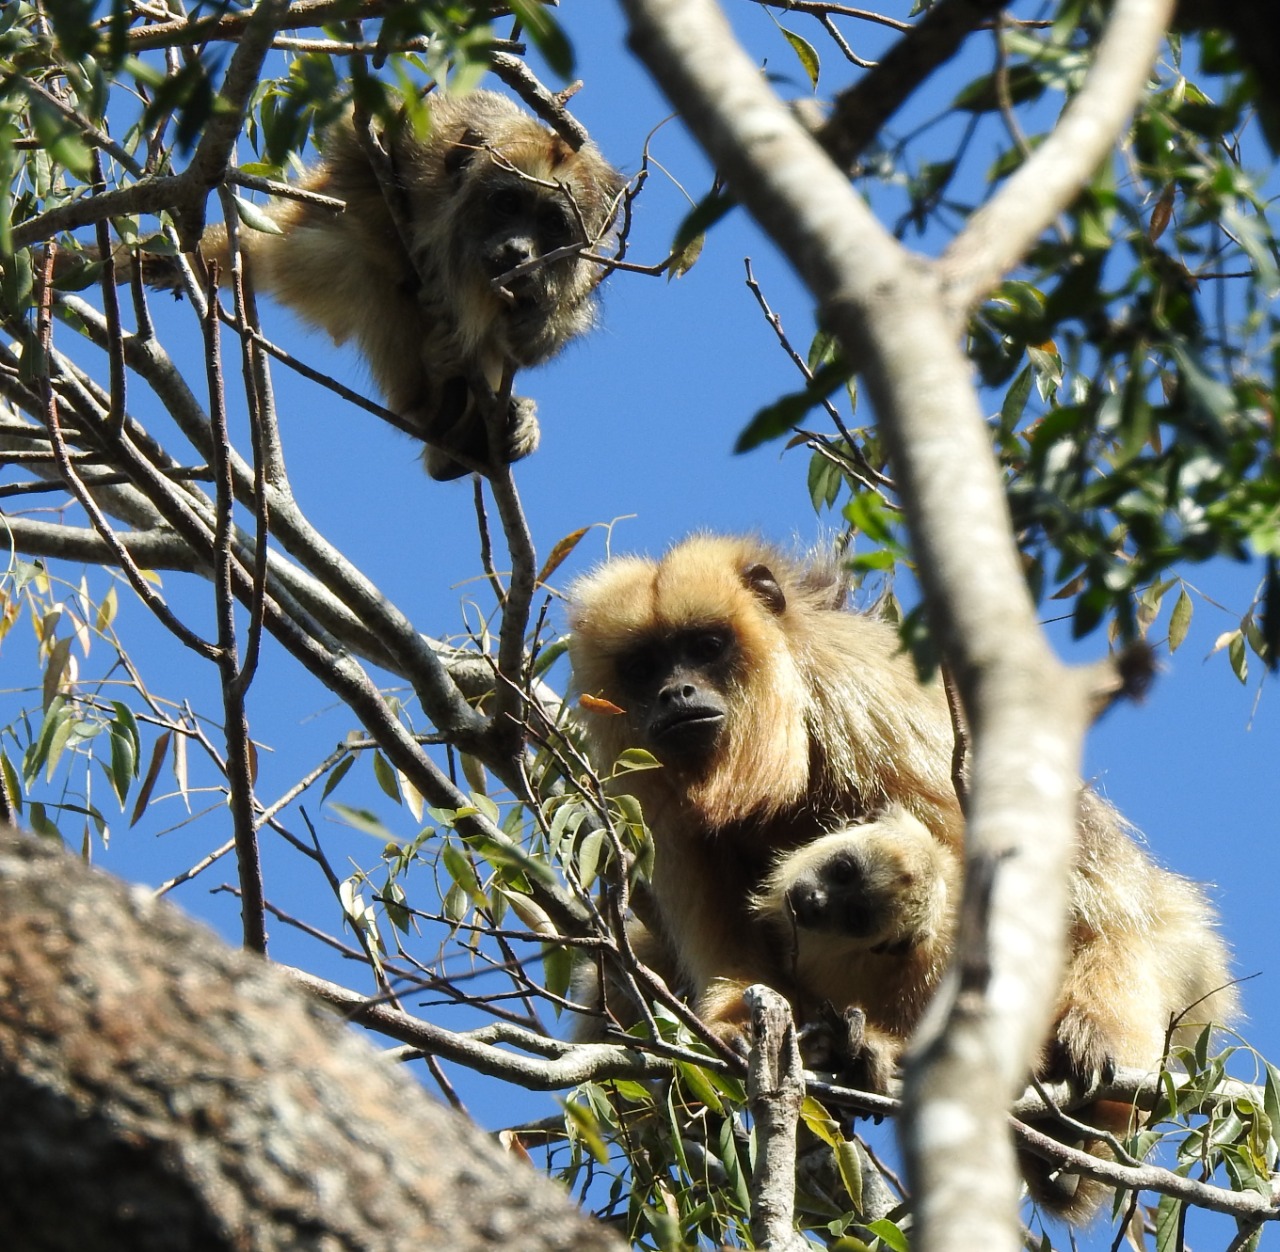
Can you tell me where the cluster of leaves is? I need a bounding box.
[1121,1028,1279,1252]
[748,0,1278,678]
[974,32,1280,653]
[1,559,155,844]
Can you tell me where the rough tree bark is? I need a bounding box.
[0,826,623,1252]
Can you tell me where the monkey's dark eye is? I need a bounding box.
[825,855,861,887]
[539,204,574,247]
[685,631,729,665]
[490,187,524,218]
[617,647,658,689]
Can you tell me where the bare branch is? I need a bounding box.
[745,986,811,1252]
[816,0,1006,169]
[284,966,672,1088]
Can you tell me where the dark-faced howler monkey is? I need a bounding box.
[568,533,1236,1222]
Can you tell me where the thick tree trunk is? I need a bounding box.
[0,826,622,1252]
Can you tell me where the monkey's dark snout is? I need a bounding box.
[787,882,829,929]
[487,238,539,298]
[648,683,725,756]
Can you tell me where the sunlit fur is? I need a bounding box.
[750,806,957,1044]
[187,91,623,479]
[569,536,962,1038]
[568,533,1237,1223]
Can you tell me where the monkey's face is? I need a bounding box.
[453,166,603,364]
[759,813,952,952]
[612,627,735,767]
[784,847,900,943]
[570,540,817,824]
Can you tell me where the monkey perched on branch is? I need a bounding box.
[140,90,624,480]
[567,534,1236,1221]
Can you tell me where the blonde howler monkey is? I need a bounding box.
[567,534,1236,1222]
[141,90,624,480]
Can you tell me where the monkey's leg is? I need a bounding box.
[1022,925,1171,1222]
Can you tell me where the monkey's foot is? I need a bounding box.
[1041,1009,1119,1094]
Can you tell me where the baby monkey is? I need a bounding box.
[155,90,624,479]
[750,805,956,1089]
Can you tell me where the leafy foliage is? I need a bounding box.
[0,1,1276,1250]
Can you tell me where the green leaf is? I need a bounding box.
[737,357,853,453]
[1228,630,1248,683]
[574,824,605,890]
[671,188,734,260]
[110,701,140,760]
[1153,1192,1182,1252]
[28,696,72,785]
[953,63,1047,114]
[508,0,574,78]
[864,1217,909,1252]
[28,801,61,841]
[808,447,844,512]
[41,636,73,711]
[1001,364,1033,428]
[231,195,286,236]
[372,751,402,803]
[675,1060,725,1115]
[319,752,355,800]
[614,747,661,773]
[542,940,573,1000]
[1168,587,1192,652]
[834,1138,863,1212]
[0,751,21,817]
[380,880,411,934]
[328,803,397,842]
[28,93,94,180]
[442,839,486,908]
[780,27,820,89]
[562,1097,611,1164]
[107,721,138,808]
[1263,1061,1280,1149]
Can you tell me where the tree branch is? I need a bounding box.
[0,825,624,1251]
[619,1,1160,1246]
[939,0,1178,315]
[815,0,1008,170]
[284,966,672,1088]
[745,986,811,1252]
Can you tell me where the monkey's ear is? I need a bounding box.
[743,563,787,615]
[444,127,486,179]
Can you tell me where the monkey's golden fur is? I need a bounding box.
[568,534,1235,1222]
[749,805,957,1083]
[156,90,622,479]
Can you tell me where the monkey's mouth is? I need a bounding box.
[503,289,550,320]
[648,709,725,754]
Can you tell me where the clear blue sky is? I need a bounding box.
[2,4,1275,1247]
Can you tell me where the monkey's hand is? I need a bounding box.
[695,978,757,1055]
[421,391,541,481]
[496,393,541,468]
[799,1004,899,1094]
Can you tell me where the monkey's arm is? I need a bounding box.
[649,836,783,1045]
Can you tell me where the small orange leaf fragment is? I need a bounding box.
[578,693,625,715]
